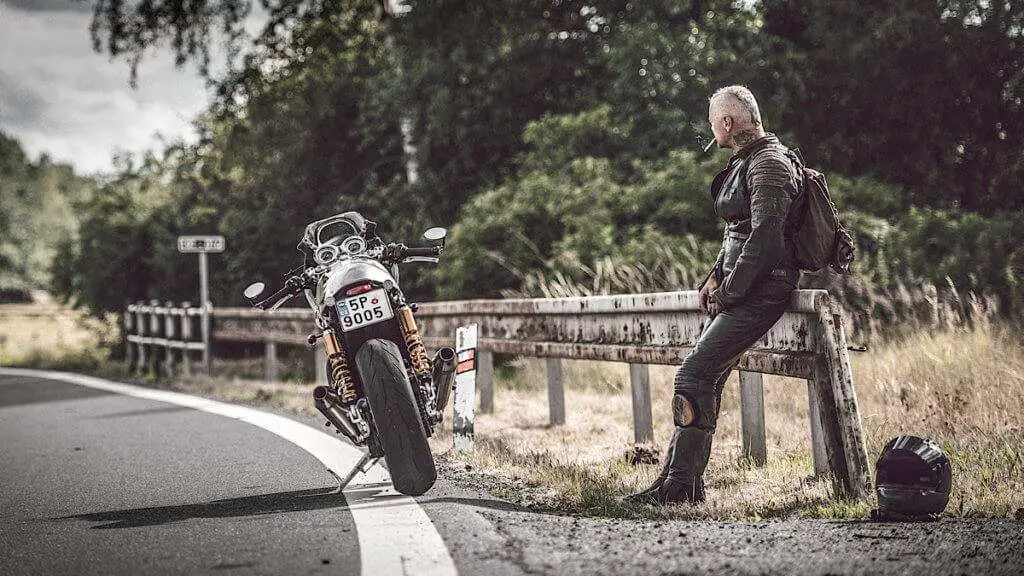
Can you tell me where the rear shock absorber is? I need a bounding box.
[396,306,431,377]
[322,329,357,403]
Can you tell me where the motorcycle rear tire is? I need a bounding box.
[355,338,437,496]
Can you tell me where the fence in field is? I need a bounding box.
[123,289,871,499]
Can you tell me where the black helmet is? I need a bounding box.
[873,435,952,520]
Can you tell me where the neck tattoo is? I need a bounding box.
[730,130,760,150]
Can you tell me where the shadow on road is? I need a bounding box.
[90,405,192,420]
[60,487,353,529]
[421,496,559,516]
[0,377,114,409]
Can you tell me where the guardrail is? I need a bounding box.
[124,289,870,499]
[124,300,209,376]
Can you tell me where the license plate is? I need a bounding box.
[336,288,393,332]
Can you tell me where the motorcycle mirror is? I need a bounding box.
[423,227,447,242]
[243,282,266,300]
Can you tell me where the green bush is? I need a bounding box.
[437,108,723,300]
[879,208,1024,320]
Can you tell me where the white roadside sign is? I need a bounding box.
[177,234,225,376]
[177,235,226,253]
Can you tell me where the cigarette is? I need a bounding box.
[703,139,716,153]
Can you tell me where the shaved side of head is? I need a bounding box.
[710,85,763,131]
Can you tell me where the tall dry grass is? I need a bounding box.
[503,243,1015,347]
[446,324,1024,520]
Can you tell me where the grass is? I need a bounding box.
[438,323,1024,520]
[0,297,121,375]
[5,297,1021,521]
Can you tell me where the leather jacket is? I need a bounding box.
[707,134,802,308]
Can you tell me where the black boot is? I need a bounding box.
[656,426,713,505]
[659,475,706,504]
[622,428,680,505]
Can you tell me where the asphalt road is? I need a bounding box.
[2,371,1022,576]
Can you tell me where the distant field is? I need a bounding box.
[0,293,116,368]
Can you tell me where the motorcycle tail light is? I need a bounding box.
[345,283,374,296]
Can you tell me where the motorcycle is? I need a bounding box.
[242,211,455,496]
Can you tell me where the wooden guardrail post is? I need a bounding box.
[148,299,161,375]
[477,349,494,413]
[180,302,192,377]
[124,307,135,371]
[629,363,654,444]
[545,358,565,425]
[201,301,212,376]
[266,341,278,383]
[134,301,146,375]
[163,301,176,376]
[738,370,767,466]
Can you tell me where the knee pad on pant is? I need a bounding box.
[673,379,719,430]
[674,363,728,431]
[672,393,698,428]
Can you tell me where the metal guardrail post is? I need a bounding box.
[628,363,654,444]
[806,377,829,476]
[739,371,767,466]
[814,299,871,499]
[477,349,494,414]
[315,343,328,386]
[545,358,565,426]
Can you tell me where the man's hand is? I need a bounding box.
[699,273,718,314]
[706,295,724,318]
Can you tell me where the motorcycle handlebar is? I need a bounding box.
[253,275,306,310]
[402,246,442,258]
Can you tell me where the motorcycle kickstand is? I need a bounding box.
[329,452,382,492]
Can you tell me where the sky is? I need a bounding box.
[0,0,210,174]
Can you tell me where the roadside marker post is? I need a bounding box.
[178,235,225,376]
[452,324,478,452]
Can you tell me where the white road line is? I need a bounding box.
[0,368,458,576]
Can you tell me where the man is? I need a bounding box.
[627,85,803,505]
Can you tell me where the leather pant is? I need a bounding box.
[663,276,795,495]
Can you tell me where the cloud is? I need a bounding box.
[0,70,48,126]
[0,3,210,173]
[1,0,92,13]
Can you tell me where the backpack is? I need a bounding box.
[785,150,856,274]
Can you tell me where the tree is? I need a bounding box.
[0,131,94,294]
[759,0,1024,214]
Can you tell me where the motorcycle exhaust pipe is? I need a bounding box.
[431,347,457,413]
[313,386,361,444]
